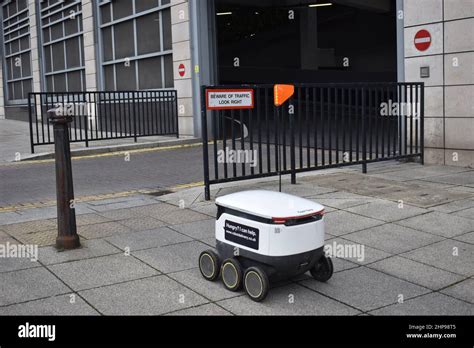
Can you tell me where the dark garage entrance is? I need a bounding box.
[214,0,398,84]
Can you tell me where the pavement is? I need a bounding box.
[0,161,473,316]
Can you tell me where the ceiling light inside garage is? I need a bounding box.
[308,3,333,7]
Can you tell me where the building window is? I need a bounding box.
[97,0,173,91]
[39,0,85,92]
[1,0,33,103]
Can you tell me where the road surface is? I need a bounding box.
[0,145,205,207]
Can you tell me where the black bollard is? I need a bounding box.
[49,110,80,250]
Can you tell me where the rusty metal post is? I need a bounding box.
[49,110,80,250]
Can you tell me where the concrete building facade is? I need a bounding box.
[0,0,472,167]
[404,0,474,168]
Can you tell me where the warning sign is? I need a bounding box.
[206,89,254,110]
[414,29,431,51]
[178,63,186,77]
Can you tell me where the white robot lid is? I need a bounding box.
[215,190,325,220]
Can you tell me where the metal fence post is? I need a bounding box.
[84,92,89,148]
[48,110,80,250]
[28,93,35,154]
[201,86,211,201]
[361,87,367,174]
[175,91,180,138]
[133,92,138,143]
[289,100,296,185]
[420,83,425,165]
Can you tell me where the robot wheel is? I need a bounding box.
[198,249,220,281]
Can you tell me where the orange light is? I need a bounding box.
[274,84,294,107]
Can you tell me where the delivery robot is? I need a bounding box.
[198,190,333,302]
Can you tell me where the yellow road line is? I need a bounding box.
[0,181,204,213]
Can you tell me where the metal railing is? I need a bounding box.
[28,90,179,153]
[202,82,424,200]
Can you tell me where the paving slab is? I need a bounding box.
[422,172,474,187]
[343,223,443,254]
[14,229,58,247]
[74,214,111,226]
[133,241,210,274]
[117,216,167,231]
[369,292,473,315]
[14,207,58,223]
[368,173,413,183]
[166,303,232,316]
[97,208,144,221]
[259,183,336,198]
[77,221,133,239]
[368,256,464,290]
[328,257,361,272]
[300,267,429,312]
[452,207,474,220]
[79,275,208,315]
[128,203,211,225]
[378,187,471,208]
[106,226,192,251]
[128,202,183,217]
[38,239,121,265]
[402,240,474,277]
[308,191,378,209]
[454,231,474,244]
[326,237,393,265]
[323,175,417,198]
[0,256,41,273]
[0,267,70,306]
[218,283,360,315]
[346,201,428,222]
[324,210,385,236]
[430,198,474,214]
[49,254,158,291]
[405,179,456,190]
[448,185,474,194]
[382,166,472,180]
[440,278,474,304]
[157,188,202,207]
[88,198,157,212]
[168,267,241,302]
[169,219,215,240]
[0,294,100,316]
[395,211,474,238]
[0,235,19,244]
[200,237,216,248]
[188,203,217,217]
[1,219,56,236]
[0,232,20,245]
[78,196,149,207]
[157,209,210,225]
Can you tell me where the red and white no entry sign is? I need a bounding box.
[414,29,431,51]
[178,63,186,77]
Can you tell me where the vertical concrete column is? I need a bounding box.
[82,0,98,92]
[442,0,474,168]
[300,10,318,70]
[171,0,194,137]
[28,0,41,94]
[28,0,42,121]
[81,0,98,131]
